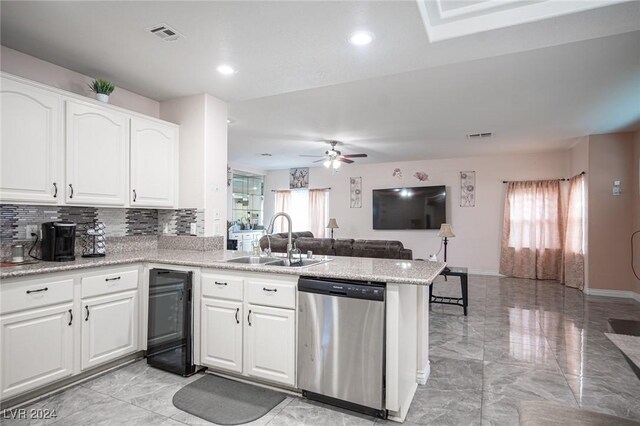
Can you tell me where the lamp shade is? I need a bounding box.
[437,223,455,238]
[326,218,339,229]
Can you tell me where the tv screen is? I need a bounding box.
[373,185,446,230]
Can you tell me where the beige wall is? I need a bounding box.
[1,46,160,117]
[265,151,570,275]
[633,131,640,293]
[587,133,635,292]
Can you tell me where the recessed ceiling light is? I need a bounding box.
[227,118,234,124]
[217,64,236,75]
[348,31,375,46]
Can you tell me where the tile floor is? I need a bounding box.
[2,275,640,425]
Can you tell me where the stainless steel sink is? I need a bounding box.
[226,256,281,264]
[225,256,331,268]
[266,258,331,268]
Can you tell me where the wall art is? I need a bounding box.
[414,171,429,182]
[392,168,403,178]
[350,177,362,208]
[289,168,309,189]
[460,171,476,207]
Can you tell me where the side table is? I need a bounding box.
[429,266,469,316]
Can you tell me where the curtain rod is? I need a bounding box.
[502,171,585,184]
[271,187,332,192]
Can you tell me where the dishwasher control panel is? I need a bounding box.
[298,277,385,301]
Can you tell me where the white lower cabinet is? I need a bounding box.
[1,303,74,399]
[200,271,296,387]
[81,290,138,370]
[245,304,295,386]
[201,298,243,373]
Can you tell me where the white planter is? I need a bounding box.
[96,93,110,103]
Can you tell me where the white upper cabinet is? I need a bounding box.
[130,117,178,208]
[66,101,129,206]
[0,77,62,203]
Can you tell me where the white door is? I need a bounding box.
[1,303,73,399]
[81,290,138,370]
[201,298,243,373]
[245,304,295,386]
[66,101,128,206]
[130,117,178,208]
[0,77,62,203]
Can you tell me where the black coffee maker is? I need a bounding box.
[41,222,77,261]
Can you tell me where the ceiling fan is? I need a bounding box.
[299,141,368,169]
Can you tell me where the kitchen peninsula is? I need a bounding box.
[0,249,445,422]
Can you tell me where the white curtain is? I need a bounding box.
[273,190,291,233]
[561,174,585,289]
[308,189,329,238]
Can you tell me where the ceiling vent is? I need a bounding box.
[147,23,183,42]
[466,132,493,139]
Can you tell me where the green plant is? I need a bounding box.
[88,79,115,95]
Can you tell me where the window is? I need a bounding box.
[273,189,329,237]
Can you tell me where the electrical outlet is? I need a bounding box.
[163,223,169,234]
[25,224,39,239]
[190,223,197,235]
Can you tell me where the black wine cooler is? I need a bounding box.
[147,269,197,376]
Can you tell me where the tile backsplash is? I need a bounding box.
[0,204,205,243]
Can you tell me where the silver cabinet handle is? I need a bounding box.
[235,308,239,324]
[215,281,227,286]
[53,182,58,198]
[105,277,121,282]
[68,309,73,326]
[69,184,74,199]
[263,287,277,292]
[85,305,90,321]
[133,189,137,202]
[247,309,252,326]
[26,287,48,294]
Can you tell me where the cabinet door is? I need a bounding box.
[1,303,73,399]
[245,304,295,386]
[81,290,138,370]
[0,78,61,203]
[130,117,178,208]
[201,298,243,373]
[66,101,128,206]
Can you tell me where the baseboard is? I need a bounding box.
[416,361,431,386]
[585,288,640,302]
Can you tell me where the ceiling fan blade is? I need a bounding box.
[299,154,324,158]
[341,153,368,158]
[313,158,326,163]
[338,157,354,164]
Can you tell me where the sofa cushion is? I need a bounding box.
[334,239,355,257]
[352,240,407,259]
[294,237,335,256]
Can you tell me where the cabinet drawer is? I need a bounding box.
[246,279,296,310]
[1,278,73,315]
[202,273,243,301]
[81,269,138,298]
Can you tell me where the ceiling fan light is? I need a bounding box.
[323,160,332,168]
[333,160,341,169]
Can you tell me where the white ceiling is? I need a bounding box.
[1,1,639,168]
[229,31,640,169]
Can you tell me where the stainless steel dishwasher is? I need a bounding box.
[297,276,386,418]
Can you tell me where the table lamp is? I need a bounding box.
[438,223,455,262]
[326,218,339,238]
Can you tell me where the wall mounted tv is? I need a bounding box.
[372,185,446,230]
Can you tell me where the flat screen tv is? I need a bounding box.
[373,185,446,230]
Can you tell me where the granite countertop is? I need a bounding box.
[0,249,446,285]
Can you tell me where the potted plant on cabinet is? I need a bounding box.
[88,79,115,103]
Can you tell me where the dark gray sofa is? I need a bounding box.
[259,232,412,260]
